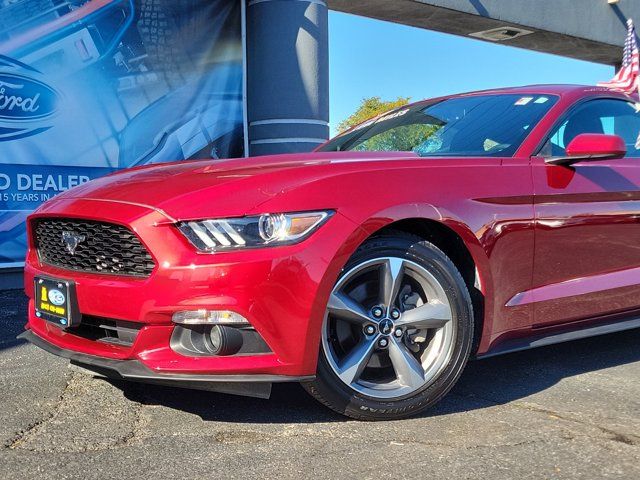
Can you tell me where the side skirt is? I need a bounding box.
[477,316,640,359]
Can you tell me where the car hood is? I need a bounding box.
[53,151,417,220]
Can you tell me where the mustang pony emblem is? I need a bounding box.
[62,231,86,255]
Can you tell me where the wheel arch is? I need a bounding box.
[346,206,494,354]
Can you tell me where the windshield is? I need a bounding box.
[319,94,558,157]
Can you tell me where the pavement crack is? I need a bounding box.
[604,431,639,446]
[4,371,74,450]
[6,373,151,453]
[382,438,542,450]
[504,400,639,447]
[513,402,639,445]
[451,392,640,447]
[113,403,146,448]
[115,384,152,448]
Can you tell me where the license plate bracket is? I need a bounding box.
[34,276,80,328]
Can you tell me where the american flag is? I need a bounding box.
[598,19,640,95]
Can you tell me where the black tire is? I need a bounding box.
[302,231,474,421]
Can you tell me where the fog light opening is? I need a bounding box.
[206,325,244,356]
[170,311,272,358]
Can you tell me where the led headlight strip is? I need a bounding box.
[177,211,333,252]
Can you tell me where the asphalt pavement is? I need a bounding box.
[1,289,639,479]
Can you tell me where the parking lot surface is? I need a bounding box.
[1,289,639,479]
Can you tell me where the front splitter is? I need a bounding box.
[18,330,315,399]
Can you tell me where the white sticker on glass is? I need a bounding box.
[515,97,534,106]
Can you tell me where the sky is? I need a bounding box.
[328,12,615,136]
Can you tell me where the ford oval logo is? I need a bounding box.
[48,289,66,306]
[0,73,59,121]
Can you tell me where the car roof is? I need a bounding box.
[408,84,635,109]
[457,84,596,96]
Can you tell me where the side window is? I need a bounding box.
[542,99,640,158]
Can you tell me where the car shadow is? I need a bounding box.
[115,327,640,423]
[433,326,640,416]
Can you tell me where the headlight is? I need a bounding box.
[177,211,333,252]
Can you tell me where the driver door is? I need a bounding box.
[531,98,640,326]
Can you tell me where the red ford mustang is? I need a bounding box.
[21,85,640,420]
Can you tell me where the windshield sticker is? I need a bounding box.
[534,97,549,104]
[483,138,500,151]
[352,117,378,132]
[379,108,410,122]
[515,97,534,106]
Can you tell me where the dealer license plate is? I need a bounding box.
[34,277,79,328]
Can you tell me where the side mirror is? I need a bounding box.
[546,133,627,166]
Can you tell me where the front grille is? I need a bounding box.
[33,218,155,277]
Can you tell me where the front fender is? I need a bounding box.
[347,202,492,299]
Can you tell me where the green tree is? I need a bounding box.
[337,96,410,133]
[337,96,441,154]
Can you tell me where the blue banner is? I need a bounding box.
[0,0,244,267]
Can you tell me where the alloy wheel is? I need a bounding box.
[321,256,456,400]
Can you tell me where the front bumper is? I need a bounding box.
[19,330,312,398]
[24,197,360,381]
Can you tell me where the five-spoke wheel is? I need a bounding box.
[322,256,455,399]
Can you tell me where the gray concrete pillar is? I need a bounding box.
[246,0,329,156]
